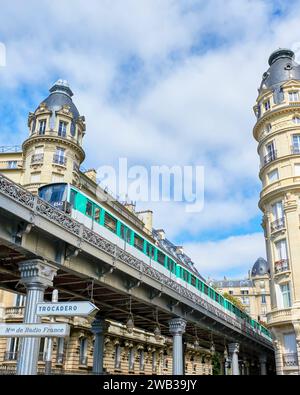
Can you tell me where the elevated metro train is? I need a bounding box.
[38,182,272,341]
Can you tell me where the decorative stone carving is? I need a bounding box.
[18,259,57,288]
[228,343,240,354]
[169,318,187,336]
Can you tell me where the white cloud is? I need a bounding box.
[184,232,266,279]
[0,0,299,277]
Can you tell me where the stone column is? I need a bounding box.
[273,339,284,375]
[259,354,267,375]
[91,315,107,375]
[228,343,240,375]
[169,318,186,375]
[17,260,57,375]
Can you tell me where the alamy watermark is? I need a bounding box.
[0,42,6,67]
[94,158,205,213]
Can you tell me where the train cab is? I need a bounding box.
[38,183,71,213]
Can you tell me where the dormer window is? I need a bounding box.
[58,121,68,137]
[264,100,271,111]
[289,91,299,102]
[38,119,46,135]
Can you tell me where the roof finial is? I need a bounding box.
[49,79,74,97]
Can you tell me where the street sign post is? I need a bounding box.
[36,301,98,317]
[0,323,70,337]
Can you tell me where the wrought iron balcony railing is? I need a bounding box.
[31,154,44,164]
[263,150,277,165]
[4,351,18,361]
[283,353,298,367]
[271,217,285,232]
[5,306,25,316]
[53,155,67,166]
[274,259,290,274]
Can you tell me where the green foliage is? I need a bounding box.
[212,353,221,375]
[222,292,246,311]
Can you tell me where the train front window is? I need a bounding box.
[39,184,67,208]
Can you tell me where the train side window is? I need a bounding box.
[70,190,77,209]
[167,258,175,273]
[134,233,144,251]
[157,250,165,266]
[183,270,189,282]
[146,243,155,258]
[94,207,101,222]
[86,201,93,217]
[120,224,131,243]
[104,212,117,233]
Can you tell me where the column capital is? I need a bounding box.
[228,343,240,354]
[91,316,108,335]
[18,260,57,288]
[169,318,186,336]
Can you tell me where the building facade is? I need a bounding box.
[253,48,300,375]
[213,258,271,324]
[0,79,214,375]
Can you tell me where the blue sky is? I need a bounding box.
[1,0,300,279]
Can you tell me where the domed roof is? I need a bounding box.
[251,257,270,277]
[259,48,300,93]
[37,79,80,120]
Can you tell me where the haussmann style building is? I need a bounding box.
[213,258,271,324]
[253,48,300,375]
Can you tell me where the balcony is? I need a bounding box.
[31,154,44,164]
[4,352,18,361]
[271,217,285,232]
[291,145,300,154]
[5,306,25,320]
[263,150,277,166]
[267,308,292,326]
[274,259,290,274]
[53,155,67,166]
[283,353,298,368]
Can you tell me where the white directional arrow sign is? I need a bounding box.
[36,301,99,317]
[0,323,70,338]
